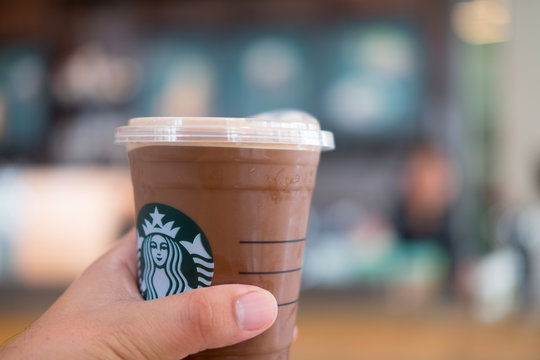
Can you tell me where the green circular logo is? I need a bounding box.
[136,203,213,300]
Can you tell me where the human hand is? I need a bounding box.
[1,230,278,359]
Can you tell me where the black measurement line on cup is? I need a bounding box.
[278,299,299,307]
[239,238,306,244]
[238,267,302,275]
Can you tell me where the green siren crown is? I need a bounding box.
[142,206,180,238]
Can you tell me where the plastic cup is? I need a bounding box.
[115,110,334,359]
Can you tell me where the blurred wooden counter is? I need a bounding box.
[291,297,540,360]
[2,294,540,359]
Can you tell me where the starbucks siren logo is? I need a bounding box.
[136,203,213,300]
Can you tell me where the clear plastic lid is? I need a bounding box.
[114,110,335,151]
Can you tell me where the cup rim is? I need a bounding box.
[114,113,335,151]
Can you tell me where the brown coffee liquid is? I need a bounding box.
[128,145,320,359]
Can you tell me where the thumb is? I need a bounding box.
[119,285,278,359]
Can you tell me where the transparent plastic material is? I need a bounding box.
[114,110,335,151]
[119,110,334,360]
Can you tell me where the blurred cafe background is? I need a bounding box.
[1,0,540,358]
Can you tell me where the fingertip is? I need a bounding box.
[235,289,278,332]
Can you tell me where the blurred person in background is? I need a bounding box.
[393,141,457,296]
[514,160,540,314]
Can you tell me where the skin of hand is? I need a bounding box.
[0,230,278,359]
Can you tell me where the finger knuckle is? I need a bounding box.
[187,292,221,340]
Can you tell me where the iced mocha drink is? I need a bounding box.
[115,111,334,359]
